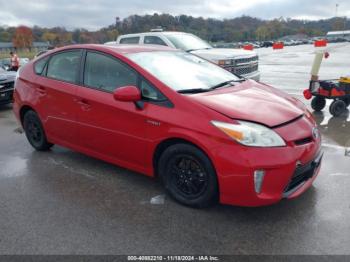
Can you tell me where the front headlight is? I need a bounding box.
[218,59,232,66]
[211,120,286,147]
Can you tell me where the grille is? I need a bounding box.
[0,81,14,90]
[284,153,323,194]
[234,56,258,65]
[233,64,259,76]
[222,55,259,76]
[294,137,313,146]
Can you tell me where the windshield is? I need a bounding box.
[126,51,239,92]
[165,33,212,51]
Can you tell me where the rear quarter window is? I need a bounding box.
[34,56,50,75]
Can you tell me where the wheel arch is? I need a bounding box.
[19,105,36,125]
[152,137,217,178]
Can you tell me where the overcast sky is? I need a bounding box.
[0,0,349,30]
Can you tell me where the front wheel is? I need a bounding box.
[158,144,218,208]
[23,110,53,151]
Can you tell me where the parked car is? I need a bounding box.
[0,57,29,71]
[0,58,11,71]
[13,44,322,207]
[0,67,16,105]
[261,41,274,48]
[113,31,260,81]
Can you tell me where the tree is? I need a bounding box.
[42,32,58,44]
[256,25,270,41]
[12,26,33,49]
[332,17,346,31]
[106,29,119,41]
[0,31,11,42]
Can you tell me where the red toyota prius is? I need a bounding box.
[13,44,322,207]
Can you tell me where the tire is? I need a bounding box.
[311,96,326,111]
[23,110,53,151]
[158,143,218,208]
[329,100,346,117]
[341,97,350,107]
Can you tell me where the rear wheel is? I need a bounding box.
[341,97,350,107]
[329,100,347,117]
[158,144,218,208]
[311,96,326,111]
[23,110,53,151]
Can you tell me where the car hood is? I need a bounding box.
[190,80,305,127]
[0,70,16,82]
[190,48,257,60]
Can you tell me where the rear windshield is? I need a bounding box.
[119,37,140,44]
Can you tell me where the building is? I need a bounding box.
[0,41,50,54]
[326,30,350,40]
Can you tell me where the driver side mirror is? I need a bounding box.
[113,85,144,109]
[113,86,141,102]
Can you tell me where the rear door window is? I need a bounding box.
[46,51,81,84]
[144,36,167,46]
[119,37,140,44]
[83,51,137,92]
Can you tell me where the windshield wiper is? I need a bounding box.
[186,47,212,52]
[210,79,245,90]
[177,88,211,94]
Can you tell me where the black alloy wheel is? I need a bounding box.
[23,110,53,151]
[170,155,208,199]
[158,144,218,208]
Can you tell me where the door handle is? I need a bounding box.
[36,86,46,96]
[76,98,91,111]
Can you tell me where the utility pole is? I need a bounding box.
[344,16,347,31]
[115,17,121,29]
[335,3,339,17]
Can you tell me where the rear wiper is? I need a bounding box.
[210,79,245,90]
[177,88,211,94]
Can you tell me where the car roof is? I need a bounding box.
[49,44,177,55]
[118,31,191,38]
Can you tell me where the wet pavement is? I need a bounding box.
[0,43,350,255]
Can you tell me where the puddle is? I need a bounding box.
[48,157,97,179]
[0,156,28,178]
[150,194,166,205]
